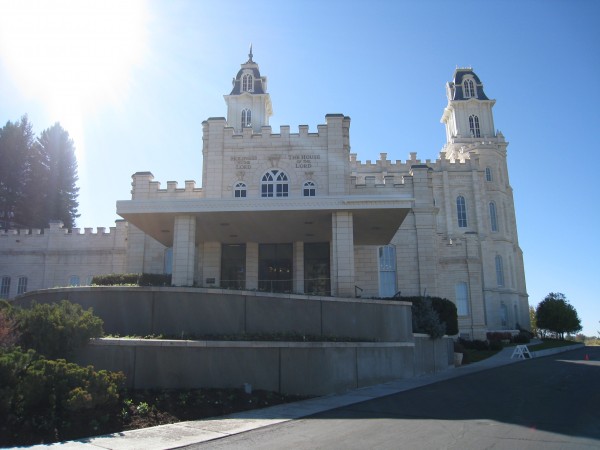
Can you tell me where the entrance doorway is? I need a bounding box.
[304,242,330,295]
[221,244,246,289]
[258,243,293,293]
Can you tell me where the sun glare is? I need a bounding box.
[0,0,149,159]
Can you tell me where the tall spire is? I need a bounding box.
[248,43,253,63]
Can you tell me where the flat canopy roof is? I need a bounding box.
[116,196,413,246]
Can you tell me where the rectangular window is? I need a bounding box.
[455,282,469,316]
[495,256,505,287]
[17,276,27,295]
[1,276,10,298]
[221,244,246,290]
[378,246,397,298]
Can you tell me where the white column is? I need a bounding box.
[332,211,355,297]
[172,215,196,286]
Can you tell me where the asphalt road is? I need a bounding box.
[189,346,600,449]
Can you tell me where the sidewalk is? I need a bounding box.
[31,342,584,450]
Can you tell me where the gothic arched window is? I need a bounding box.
[234,182,247,198]
[469,114,480,138]
[261,169,289,197]
[495,255,505,287]
[463,79,475,98]
[489,202,498,232]
[242,73,253,92]
[456,195,468,228]
[241,109,251,128]
[303,181,316,197]
[485,167,493,182]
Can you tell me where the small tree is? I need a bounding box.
[535,292,581,339]
[529,305,538,337]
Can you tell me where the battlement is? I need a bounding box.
[0,220,127,238]
[205,115,351,150]
[130,172,204,200]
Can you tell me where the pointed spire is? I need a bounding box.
[248,44,253,63]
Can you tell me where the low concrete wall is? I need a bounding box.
[16,287,453,396]
[74,338,418,396]
[15,287,413,342]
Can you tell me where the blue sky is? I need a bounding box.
[0,0,598,336]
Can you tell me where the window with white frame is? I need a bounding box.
[463,78,475,98]
[456,195,468,228]
[242,73,253,92]
[234,182,247,198]
[378,245,397,298]
[69,275,80,286]
[489,202,498,232]
[303,180,316,197]
[469,114,481,137]
[241,109,251,128]
[261,169,289,197]
[485,167,493,182]
[500,302,508,327]
[495,255,505,287]
[455,282,469,316]
[17,276,27,295]
[1,276,10,298]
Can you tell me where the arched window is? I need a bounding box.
[463,79,475,98]
[261,169,289,197]
[69,275,80,286]
[455,282,469,316]
[469,115,480,137]
[241,109,251,128]
[485,167,493,182]
[489,202,498,232]
[456,195,468,228]
[242,73,253,92]
[378,245,397,298]
[0,276,10,298]
[234,182,247,198]
[495,255,505,287]
[17,276,27,295]
[500,302,508,327]
[303,181,316,197]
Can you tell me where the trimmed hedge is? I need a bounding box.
[91,273,172,287]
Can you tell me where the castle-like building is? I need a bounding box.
[0,51,529,339]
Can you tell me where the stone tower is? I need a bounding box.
[223,46,273,133]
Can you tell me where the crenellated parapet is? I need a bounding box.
[130,172,204,200]
[0,220,127,239]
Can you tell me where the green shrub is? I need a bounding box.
[489,340,503,351]
[17,300,103,359]
[402,296,458,338]
[430,297,458,336]
[409,297,446,339]
[91,273,172,286]
[512,332,531,344]
[0,347,124,446]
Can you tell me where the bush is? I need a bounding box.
[0,301,19,350]
[91,273,172,287]
[0,348,125,446]
[402,296,458,337]
[489,340,503,351]
[409,297,446,339]
[486,331,512,342]
[17,300,103,359]
[512,332,531,344]
[459,338,489,351]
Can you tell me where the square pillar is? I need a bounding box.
[203,242,221,287]
[332,211,355,297]
[293,241,304,294]
[172,215,196,286]
[246,242,258,290]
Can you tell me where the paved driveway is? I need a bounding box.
[192,346,600,449]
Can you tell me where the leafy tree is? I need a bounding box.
[529,305,538,337]
[535,292,581,339]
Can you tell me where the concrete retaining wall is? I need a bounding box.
[74,339,430,396]
[14,287,413,342]
[15,287,453,396]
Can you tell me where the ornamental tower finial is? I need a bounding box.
[248,44,253,63]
